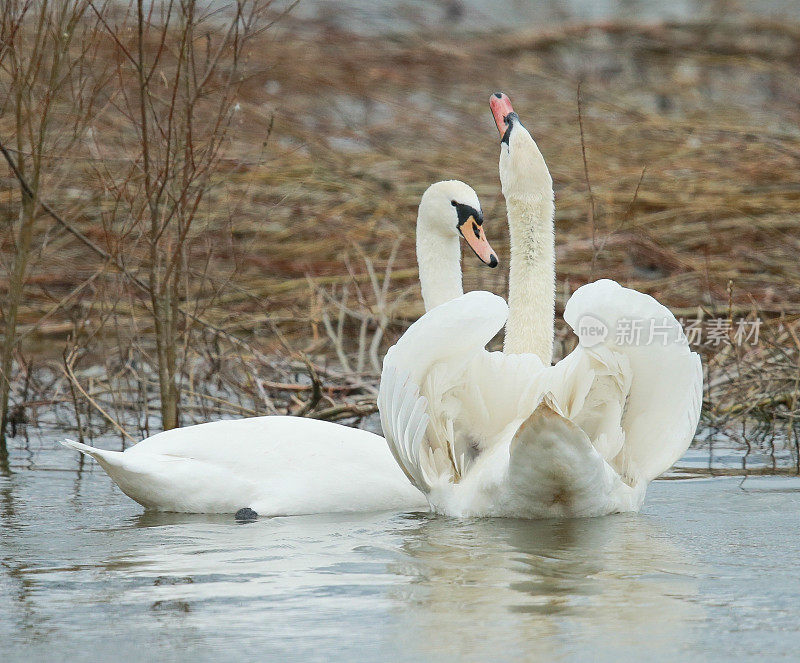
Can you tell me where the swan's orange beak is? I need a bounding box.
[490,92,515,136]
[458,215,498,268]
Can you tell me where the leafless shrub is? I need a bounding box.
[0,0,109,451]
[703,310,800,471]
[85,0,275,429]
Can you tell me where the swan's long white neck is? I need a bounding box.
[502,134,555,363]
[416,204,463,312]
[504,195,555,360]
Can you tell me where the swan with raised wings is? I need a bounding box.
[378,94,703,519]
[62,180,498,515]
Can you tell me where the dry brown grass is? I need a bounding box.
[2,10,799,459]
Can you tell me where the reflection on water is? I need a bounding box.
[389,514,700,661]
[2,461,800,661]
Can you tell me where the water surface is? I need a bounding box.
[2,449,799,662]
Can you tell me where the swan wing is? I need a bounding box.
[379,291,545,491]
[560,279,703,482]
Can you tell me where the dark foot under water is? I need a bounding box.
[234,507,258,522]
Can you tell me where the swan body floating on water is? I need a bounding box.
[378,94,703,519]
[62,180,497,515]
[62,417,425,515]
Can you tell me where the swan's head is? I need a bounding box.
[418,180,498,268]
[490,92,552,199]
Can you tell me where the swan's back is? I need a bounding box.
[66,416,426,515]
[130,416,383,468]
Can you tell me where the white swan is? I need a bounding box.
[61,180,498,515]
[378,94,703,519]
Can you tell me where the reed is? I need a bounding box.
[1,8,798,464]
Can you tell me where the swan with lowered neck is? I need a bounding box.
[60,180,498,515]
[379,94,703,519]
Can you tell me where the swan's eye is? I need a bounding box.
[451,200,457,206]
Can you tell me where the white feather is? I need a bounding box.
[61,417,426,515]
[378,281,702,518]
[378,110,702,519]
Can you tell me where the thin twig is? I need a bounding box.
[294,354,323,416]
[62,348,135,442]
[577,81,598,277]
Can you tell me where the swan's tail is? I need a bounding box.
[508,402,643,518]
[60,437,272,514]
[60,439,125,469]
[61,439,160,509]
